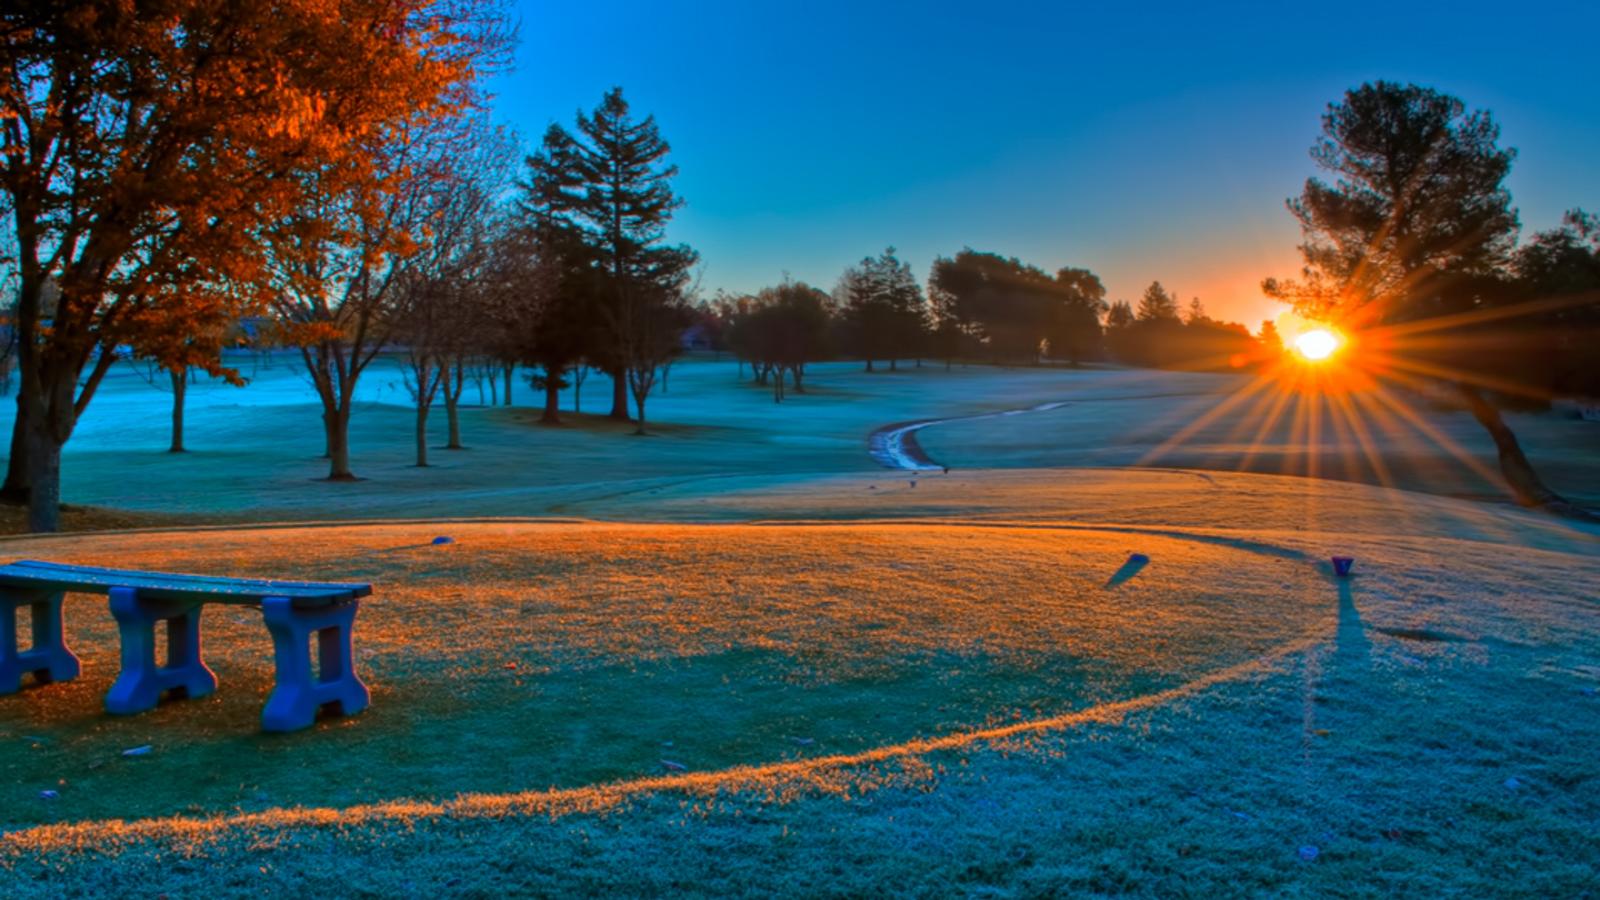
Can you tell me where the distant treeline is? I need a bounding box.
[692,249,1276,399]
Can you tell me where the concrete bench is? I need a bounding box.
[0,559,372,732]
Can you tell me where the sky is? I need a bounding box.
[487,0,1600,329]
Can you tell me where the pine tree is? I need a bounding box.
[840,248,925,371]
[537,87,697,421]
[1136,282,1181,322]
[1264,81,1592,519]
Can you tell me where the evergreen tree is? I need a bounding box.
[1136,282,1182,322]
[533,87,697,421]
[839,248,925,371]
[1105,301,1136,329]
[1263,80,1592,519]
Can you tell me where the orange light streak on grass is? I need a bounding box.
[0,632,1326,858]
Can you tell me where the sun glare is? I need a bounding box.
[1292,328,1340,362]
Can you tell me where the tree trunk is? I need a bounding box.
[792,364,805,393]
[542,368,562,424]
[1,397,31,503]
[865,359,874,373]
[890,358,898,372]
[503,363,514,406]
[324,407,355,480]
[24,426,61,533]
[168,367,187,453]
[20,344,99,531]
[414,403,430,467]
[444,361,464,449]
[629,367,654,436]
[1457,383,1596,520]
[608,366,631,420]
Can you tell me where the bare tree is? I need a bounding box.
[618,290,690,434]
[391,120,516,464]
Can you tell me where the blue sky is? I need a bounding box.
[488,1,1600,328]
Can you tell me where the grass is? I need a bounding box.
[20,354,1600,522]
[1,357,1597,895]
[1,520,1328,828]
[0,471,1595,895]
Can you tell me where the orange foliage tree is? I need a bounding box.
[0,0,506,530]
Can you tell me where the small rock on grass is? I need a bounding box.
[660,759,687,772]
[1297,845,1319,862]
[121,745,153,757]
[39,790,59,800]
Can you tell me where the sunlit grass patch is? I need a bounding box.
[1,521,1331,831]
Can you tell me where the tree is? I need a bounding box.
[1506,210,1600,401]
[133,296,240,454]
[621,289,690,433]
[1106,301,1136,329]
[0,0,506,529]
[926,250,1063,364]
[1104,300,1137,363]
[392,126,508,466]
[1046,267,1107,366]
[1263,81,1592,517]
[511,126,607,425]
[1136,282,1182,322]
[1184,297,1208,325]
[1259,320,1284,355]
[838,248,925,371]
[727,282,834,401]
[269,116,477,480]
[531,88,697,422]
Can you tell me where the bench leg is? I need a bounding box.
[261,596,370,733]
[105,587,218,715]
[0,589,80,694]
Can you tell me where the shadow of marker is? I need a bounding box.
[364,542,441,557]
[1104,553,1149,588]
[1335,577,1370,663]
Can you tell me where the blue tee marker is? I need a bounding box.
[1331,556,1355,577]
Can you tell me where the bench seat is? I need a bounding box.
[0,559,370,606]
[0,559,374,732]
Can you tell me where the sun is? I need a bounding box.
[1292,328,1341,362]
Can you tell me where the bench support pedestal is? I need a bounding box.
[105,587,218,714]
[261,596,369,733]
[0,589,80,694]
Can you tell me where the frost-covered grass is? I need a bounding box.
[0,519,1331,828]
[16,353,1600,522]
[0,472,1596,896]
[1,359,1597,894]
